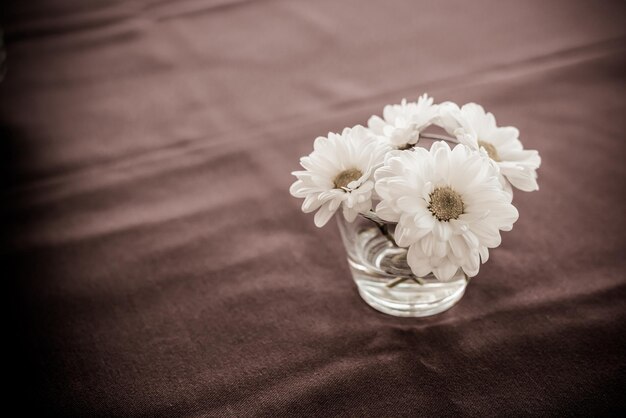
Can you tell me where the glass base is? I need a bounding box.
[350,257,467,317]
[338,216,468,317]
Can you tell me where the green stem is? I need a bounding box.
[386,277,410,288]
[386,275,425,288]
[361,211,397,246]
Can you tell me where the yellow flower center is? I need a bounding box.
[478,140,501,162]
[333,168,363,189]
[428,186,464,222]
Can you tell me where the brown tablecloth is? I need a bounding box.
[2,0,626,416]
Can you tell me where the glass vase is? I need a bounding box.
[336,214,468,317]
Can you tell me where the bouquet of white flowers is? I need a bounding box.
[290,95,540,316]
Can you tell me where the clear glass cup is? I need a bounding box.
[336,214,468,317]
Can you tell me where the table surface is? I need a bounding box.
[2,0,626,416]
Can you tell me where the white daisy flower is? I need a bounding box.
[438,102,541,192]
[290,125,391,228]
[367,94,439,150]
[374,141,519,281]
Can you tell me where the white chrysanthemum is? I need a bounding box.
[374,141,519,281]
[368,94,439,149]
[290,125,391,227]
[438,102,541,192]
